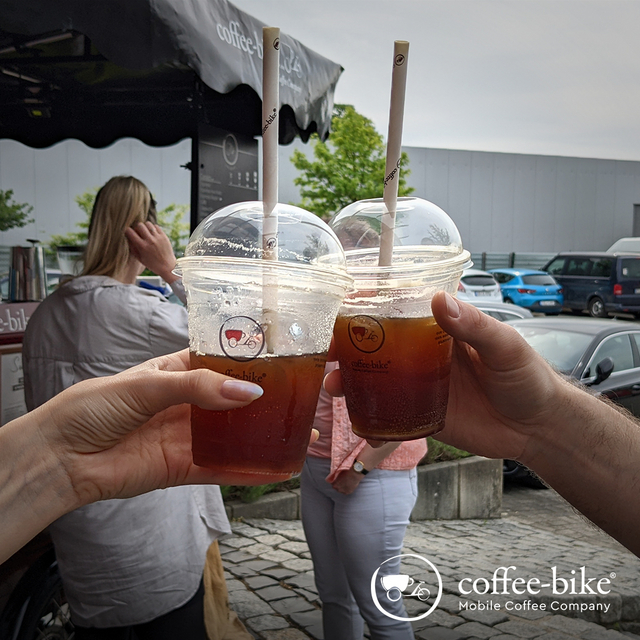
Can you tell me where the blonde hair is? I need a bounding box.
[82,176,156,278]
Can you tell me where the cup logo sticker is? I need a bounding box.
[348,315,385,354]
[220,316,265,361]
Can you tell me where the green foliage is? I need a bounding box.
[291,104,413,220]
[221,477,301,503]
[47,189,96,254]
[155,203,190,258]
[0,189,34,232]
[421,437,472,465]
[46,187,190,257]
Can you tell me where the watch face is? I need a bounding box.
[354,461,364,473]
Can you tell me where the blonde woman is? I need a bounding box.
[22,177,248,640]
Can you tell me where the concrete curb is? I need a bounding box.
[224,456,503,522]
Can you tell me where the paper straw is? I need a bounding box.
[379,40,409,267]
[262,27,280,353]
[262,26,279,260]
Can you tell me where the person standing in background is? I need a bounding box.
[300,361,426,640]
[22,176,249,640]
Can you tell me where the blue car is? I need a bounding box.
[489,268,564,315]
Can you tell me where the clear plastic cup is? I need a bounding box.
[330,197,471,441]
[175,202,352,485]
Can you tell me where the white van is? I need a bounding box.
[607,237,640,253]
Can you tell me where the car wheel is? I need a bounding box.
[588,297,607,318]
[503,460,548,489]
[504,297,513,304]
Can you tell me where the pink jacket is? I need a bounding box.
[327,397,428,482]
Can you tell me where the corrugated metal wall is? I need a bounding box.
[280,142,640,255]
[2,137,640,261]
[401,147,640,254]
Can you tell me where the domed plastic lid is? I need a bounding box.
[179,201,347,274]
[330,197,468,269]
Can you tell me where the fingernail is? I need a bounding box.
[444,292,461,318]
[221,379,264,401]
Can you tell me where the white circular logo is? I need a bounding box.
[371,554,443,621]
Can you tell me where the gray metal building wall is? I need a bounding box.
[2,137,640,259]
[402,147,640,255]
[280,142,640,255]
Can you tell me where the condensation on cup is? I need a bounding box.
[330,197,471,441]
[175,202,352,485]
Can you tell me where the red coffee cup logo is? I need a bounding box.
[348,315,385,354]
[220,316,265,361]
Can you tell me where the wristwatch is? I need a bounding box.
[353,460,369,475]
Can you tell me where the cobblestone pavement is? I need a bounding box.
[221,484,640,640]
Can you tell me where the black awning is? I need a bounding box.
[0,0,343,147]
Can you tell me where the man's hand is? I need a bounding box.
[325,291,567,462]
[125,221,178,283]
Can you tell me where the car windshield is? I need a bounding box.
[521,275,556,286]
[510,326,593,374]
[620,258,640,279]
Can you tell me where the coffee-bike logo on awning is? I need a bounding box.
[215,20,304,80]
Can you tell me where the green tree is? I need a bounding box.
[0,189,34,231]
[48,189,190,257]
[156,203,190,257]
[291,105,413,220]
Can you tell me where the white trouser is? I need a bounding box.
[301,456,417,640]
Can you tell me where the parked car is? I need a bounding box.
[456,268,502,302]
[489,268,563,315]
[509,316,640,411]
[504,316,640,486]
[607,237,640,254]
[543,252,640,318]
[469,299,534,321]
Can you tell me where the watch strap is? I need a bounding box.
[353,460,369,475]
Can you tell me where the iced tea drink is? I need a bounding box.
[176,202,352,483]
[334,315,452,440]
[190,351,327,484]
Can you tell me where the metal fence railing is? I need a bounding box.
[470,252,556,271]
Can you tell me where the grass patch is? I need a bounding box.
[221,439,471,502]
[420,437,472,464]
[220,477,301,503]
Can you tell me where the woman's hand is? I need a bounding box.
[37,350,264,505]
[0,350,264,562]
[125,221,178,283]
[331,468,364,495]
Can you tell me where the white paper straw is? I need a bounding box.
[379,41,409,267]
[262,26,280,260]
[262,27,280,353]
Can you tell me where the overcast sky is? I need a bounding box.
[232,0,640,162]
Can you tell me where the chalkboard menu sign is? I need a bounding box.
[192,124,259,229]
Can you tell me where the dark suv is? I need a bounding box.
[543,252,640,318]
